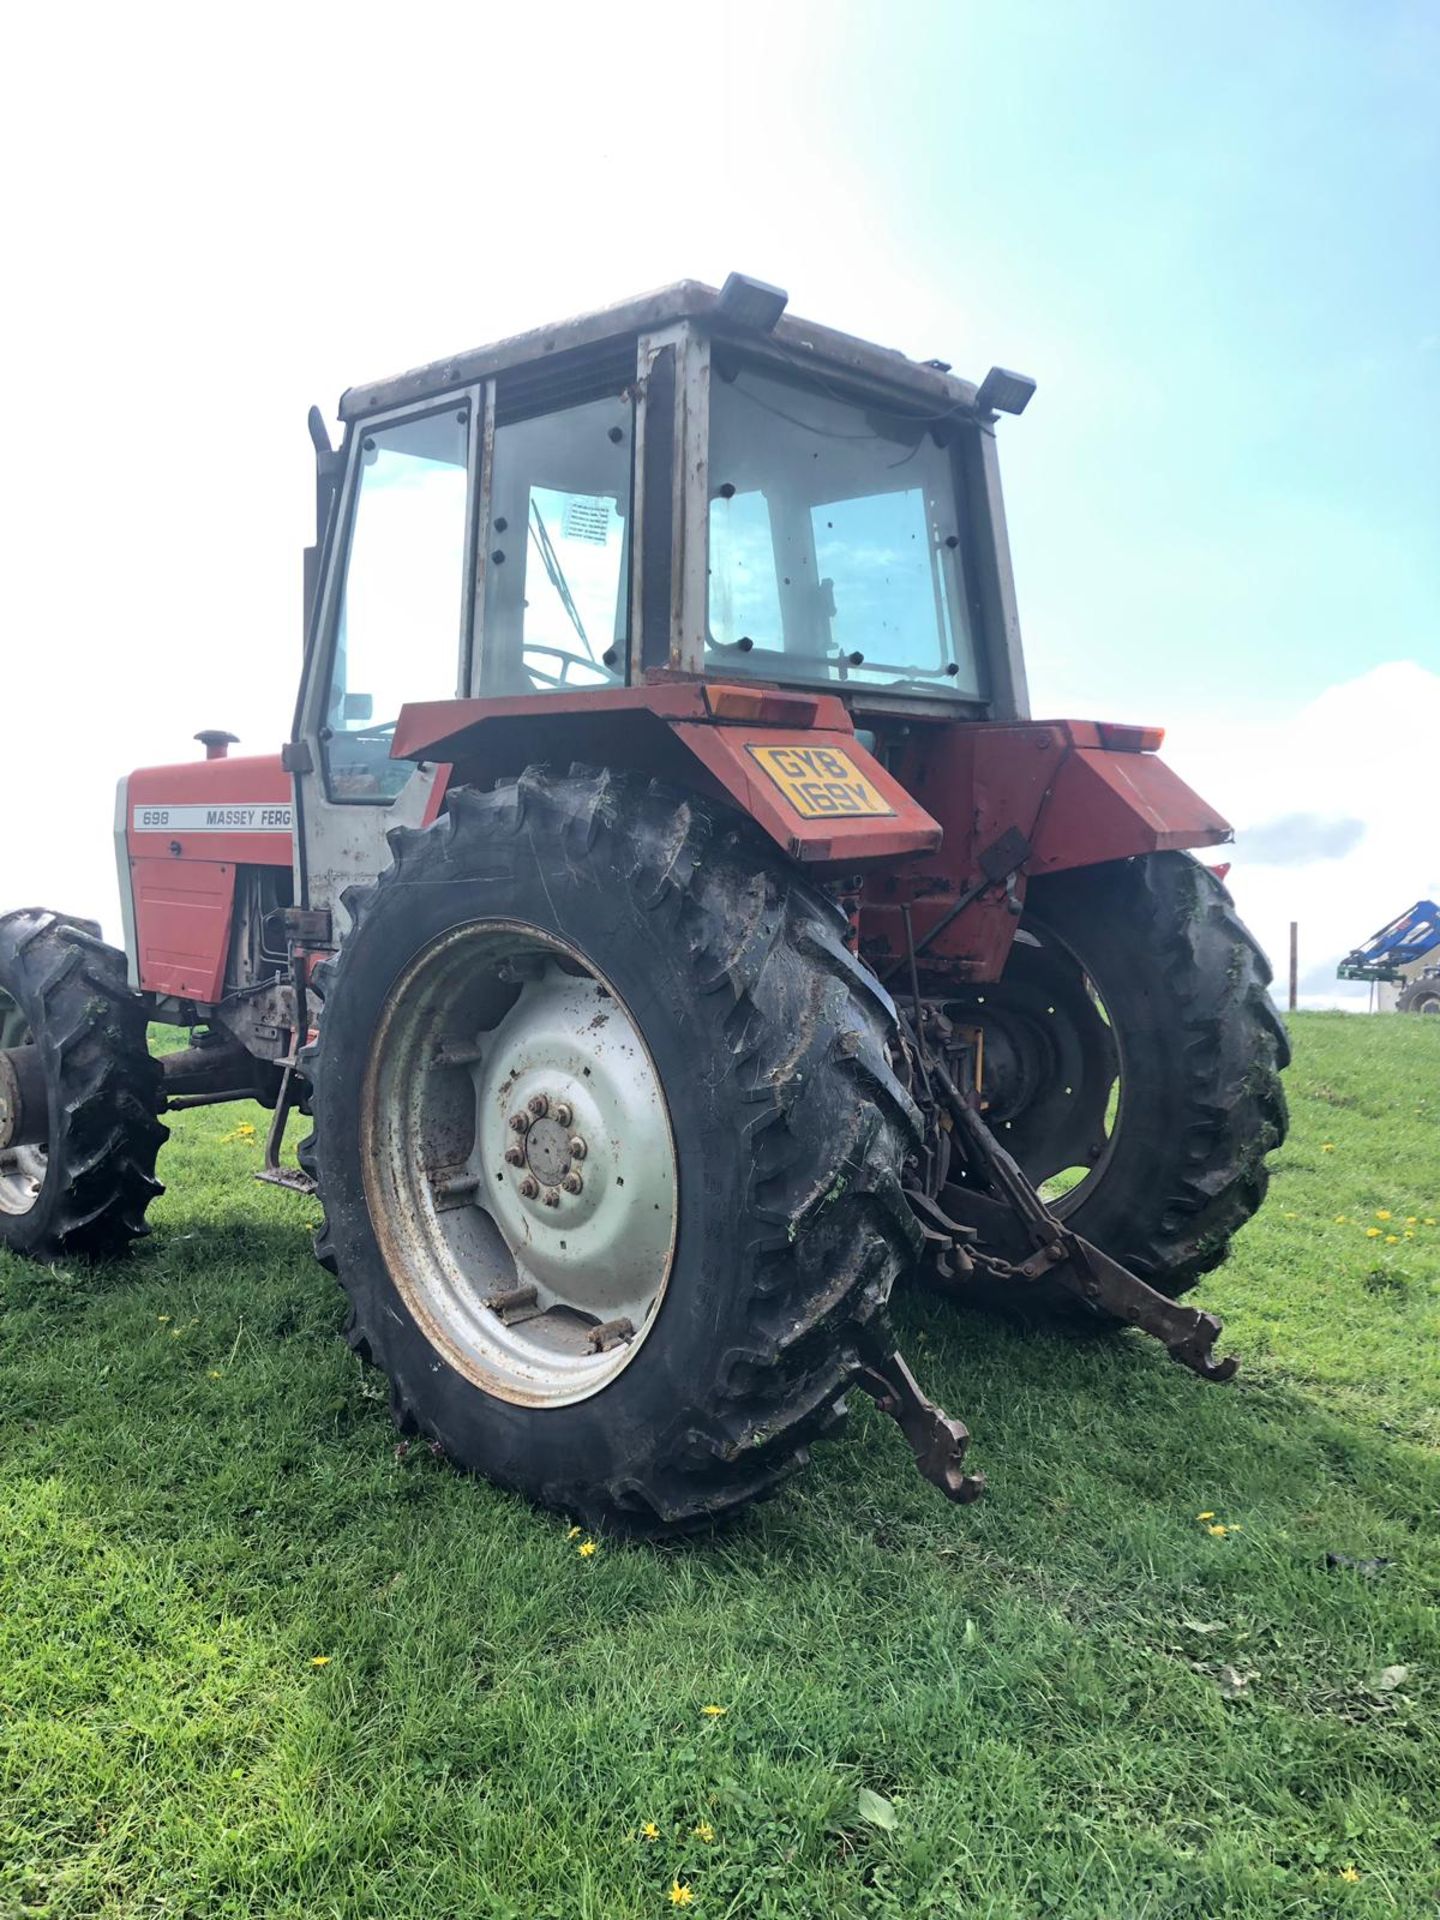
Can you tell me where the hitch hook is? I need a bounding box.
[855,1323,985,1504]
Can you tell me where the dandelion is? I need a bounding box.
[1426,1219,1436,1227]
[1405,1217,1417,1225]
[700,1704,727,1718]
[1385,1235,1399,1245]
[669,1883,694,1907]
[1197,1511,1215,1521]
[1321,1142,1335,1153]
[1207,1524,1229,1537]
[577,1539,598,1558]
[1339,1865,1360,1883]
[221,1122,257,1144]
[640,1822,660,1842]
[208,1369,221,1380]
[1334,1215,1347,1224]
[309,1655,331,1668]
[692,1821,716,1843]
[1405,1231,1415,1240]
[566,1525,583,1539]
[1366,1227,1382,1239]
[1375,1209,1391,1221]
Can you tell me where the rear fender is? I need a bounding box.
[392,684,942,869]
[865,721,1231,983]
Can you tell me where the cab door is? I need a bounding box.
[293,390,480,931]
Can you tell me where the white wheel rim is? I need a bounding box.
[360,921,678,1407]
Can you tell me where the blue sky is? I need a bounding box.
[766,0,1439,718]
[1,0,1435,997]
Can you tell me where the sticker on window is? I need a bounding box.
[745,744,896,819]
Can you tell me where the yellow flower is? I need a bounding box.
[1425,1219,1436,1227]
[577,1539,598,1558]
[221,1122,257,1144]
[1375,1209,1391,1221]
[692,1821,716,1843]
[1405,1217,1417,1225]
[700,1704,727,1717]
[566,1525,582,1539]
[1321,1142,1335,1152]
[1207,1524,1229,1537]
[208,1369,221,1380]
[1404,1231,1414,1240]
[669,1883,694,1907]
[640,1822,660,1842]
[1196,1511,1215,1521]
[309,1655,331,1667]
[157,1314,170,1323]
[1385,1235,1399,1245]
[1334,1215,1346,1224]
[1339,1865,1360,1883]
[1366,1227,1382,1238]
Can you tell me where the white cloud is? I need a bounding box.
[1162,661,1440,1009]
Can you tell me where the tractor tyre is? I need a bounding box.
[1396,978,1440,1015]
[945,852,1288,1302]
[0,909,166,1260]
[302,769,921,1534]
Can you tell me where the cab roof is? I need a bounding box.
[338,277,984,423]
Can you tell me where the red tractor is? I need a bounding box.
[0,276,1288,1530]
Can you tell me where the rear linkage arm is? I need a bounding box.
[923,1045,1238,1385]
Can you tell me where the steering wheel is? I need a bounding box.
[522,647,619,691]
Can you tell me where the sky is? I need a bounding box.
[1,0,1436,1007]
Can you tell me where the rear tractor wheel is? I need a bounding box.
[0,909,165,1261]
[935,852,1289,1306]
[304,769,921,1533]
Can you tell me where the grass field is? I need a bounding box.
[1,1011,1437,1919]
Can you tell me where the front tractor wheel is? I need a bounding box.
[304,770,920,1533]
[0,909,165,1260]
[942,852,1289,1302]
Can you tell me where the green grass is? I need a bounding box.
[2,1012,1437,1918]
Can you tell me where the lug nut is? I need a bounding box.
[561,1171,584,1195]
[542,1187,562,1208]
[568,1136,587,1161]
[508,1111,530,1134]
[527,1093,549,1118]
[552,1101,573,1127]
[503,1145,525,1167]
[518,1174,539,1199]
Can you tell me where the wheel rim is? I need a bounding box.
[940,923,1123,1214]
[360,920,678,1408]
[0,991,46,1218]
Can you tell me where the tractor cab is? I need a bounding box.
[299,275,1034,817]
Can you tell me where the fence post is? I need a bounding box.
[1289,922,1298,1013]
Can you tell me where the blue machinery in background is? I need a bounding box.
[1338,900,1440,985]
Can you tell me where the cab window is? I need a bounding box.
[707,363,982,698]
[480,395,632,695]
[324,406,470,802]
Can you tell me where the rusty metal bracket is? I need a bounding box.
[854,1321,985,1504]
[918,1039,1238,1384]
[253,1063,317,1196]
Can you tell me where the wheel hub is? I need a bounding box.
[362,922,678,1409]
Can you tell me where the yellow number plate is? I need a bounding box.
[746,743,896,819]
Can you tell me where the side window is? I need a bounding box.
[324,407,470,802]
[480,395,632,695]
